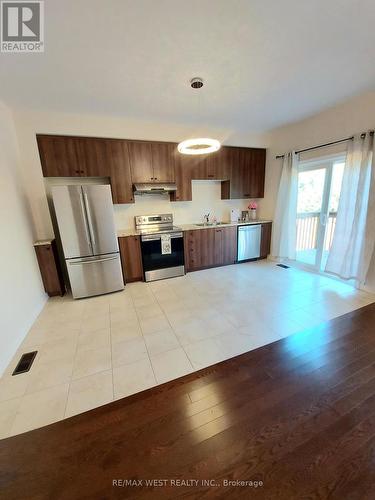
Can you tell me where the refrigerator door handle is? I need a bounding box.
[83,192,96,248]
[79,191,92,249]
[69,256,118,265]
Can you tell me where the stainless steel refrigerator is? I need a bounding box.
[52,185,124,299]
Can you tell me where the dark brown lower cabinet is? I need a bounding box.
[185,223,271,272]
[222,226,238,264]
[260,222,272,258]
[184,229,212,271]
[184,226,237,272]
[34,240,65,297]
[118,236,143,282]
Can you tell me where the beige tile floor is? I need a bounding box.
[1,260,374,439]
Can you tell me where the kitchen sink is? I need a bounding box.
[195,222,228,227]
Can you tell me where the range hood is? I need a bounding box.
[134,183,177,195]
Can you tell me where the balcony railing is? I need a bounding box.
[296,212,337,252]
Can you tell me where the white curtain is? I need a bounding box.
[325,132,375,283]
[271,151,298,260]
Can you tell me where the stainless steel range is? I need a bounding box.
[135,214,185,282]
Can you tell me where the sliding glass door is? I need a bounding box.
[296,157,345,271]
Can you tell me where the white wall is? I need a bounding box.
[12,108,271,239]
[264,90,375,289]
[0,103,46,375]
[263,91,375,219]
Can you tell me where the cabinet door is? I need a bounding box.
[260,222,272,258]
[185,230,203,270]
[248,149,266,198]
[222,226,237,264]
[206,147,231,180]
[228,148,244,199]
[237,148,266,198]
[214,229,224,265]
[107,140,134,204]
[151,142,175,182]
[37,135,84,177]
[34,241,65,296]
[79,138,134,203]
[185,229,216,270]
[191,156,208,180]
[79,137,108,177]
[119,236,143,282]
[200,229,216,268]
[225,147,266,199]
[170,154,195,201]
[220,147,235,199]
[128,142,153,183]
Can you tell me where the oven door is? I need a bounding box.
[141,232,185,282]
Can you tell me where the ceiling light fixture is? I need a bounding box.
[177,137,221,155]
[178,78,221,155]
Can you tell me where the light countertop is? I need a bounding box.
[34,239,54,246]
[117,220,272,237]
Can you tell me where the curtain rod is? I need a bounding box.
[275,131,374,159]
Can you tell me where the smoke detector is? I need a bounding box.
[190,77,204,89]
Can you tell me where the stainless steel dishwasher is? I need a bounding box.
[237,224,261,262]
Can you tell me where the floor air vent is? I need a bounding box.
[12,351,37,375]
[277,264,290,269]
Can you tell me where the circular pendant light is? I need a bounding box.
[177,138,221,155]
[178,78,221,155]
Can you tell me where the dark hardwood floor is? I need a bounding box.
[2,303,375,499]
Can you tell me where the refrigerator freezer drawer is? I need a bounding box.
[237,224,261,261]
[67,253,124,299]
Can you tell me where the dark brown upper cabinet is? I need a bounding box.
[37,134,266,204]
[190,148,229,180]
[248,148,266,198]
[37,135,134,204]
[151,142,176,183]
[128,141,176,183]
[170,154,203,202]
[128,141,153,183]
[205,148,231,180]
[106,140,134,204]
[79,137,133,203]
[222,147,265,199]
[37,135,84,177]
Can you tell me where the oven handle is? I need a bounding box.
[141,232,183,242]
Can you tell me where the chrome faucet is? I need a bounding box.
[203,213,210,224]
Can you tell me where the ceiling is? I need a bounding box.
[1,0,375,133]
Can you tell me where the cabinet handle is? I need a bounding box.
[75,170,79,174]
[80,170,85,174]
[207,174,214,178]
[244,193,250,197]
[154,177,158,180]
